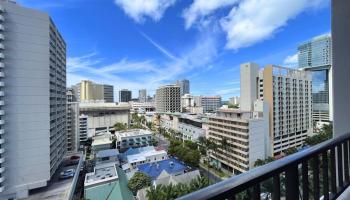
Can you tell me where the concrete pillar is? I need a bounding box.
[332,0,350,137]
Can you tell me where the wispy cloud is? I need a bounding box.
[139,31,178,60]
[183,0,238,29]
[114,0,176,23]
[67,30,219,97]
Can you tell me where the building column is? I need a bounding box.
[332,0,350,137]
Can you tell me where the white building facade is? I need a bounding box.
[0,1,67,198]
[115,129,153,150]
[241,63,313,155]
[160,114,206,142]
[79,102,130,137]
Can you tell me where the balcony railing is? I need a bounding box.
[178,132,350,200]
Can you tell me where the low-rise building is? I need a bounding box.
[79,102,130,137]
[92,133,113,153]
[84,163,134,200]
[138,158,187,180]
[115,129,153,150]
[96,149,120,165]
[130,101,155,113]
[160,113,207,141]
[126,148,167,168]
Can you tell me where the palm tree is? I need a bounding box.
[220,138,229,170]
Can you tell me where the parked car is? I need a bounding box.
[59,169,75,179]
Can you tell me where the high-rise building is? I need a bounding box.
[79,114,88,143]
[207,64,271,174]
[103,84,114,102]
[67,88,79,153]
[176,79,190,95]
[298,34,333,125]
[67,87,76,102]
[155,85,181,113]
[241,63,313,155]
[73,81,114,102]
[80,80,104,101]
[119,89,132,102]
[207,103,270,174]
[139,89,147,103]
[0,1,66,198]
[229,96,240,106]
[67,102,79,153]
[200,96,222,113]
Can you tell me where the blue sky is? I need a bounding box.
[19,0,330,100]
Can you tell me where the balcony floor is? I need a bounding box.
[338,186,350,199]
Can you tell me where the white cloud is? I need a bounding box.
[215,88,240,96]
[183,0,238,29]
[220,0,327,50]
[67,32,218,97]
[283,53,298,66]
[114,0,176,23]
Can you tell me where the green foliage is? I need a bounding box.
[114,122,127,131]
[228,104,239,109]
[168,139,201,167]
[146,176,210,200]
[305,124,332,146]
[283,147,298,156]
[128,172,151,195]
[254,157,276,167]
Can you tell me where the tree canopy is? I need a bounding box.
[128,172,151,194]
[305,123,332,146]
[146,176,210,200]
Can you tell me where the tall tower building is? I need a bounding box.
[80,80,104,102]
[73,81,114,102]
[298,34,333,125]
[200,96,221,113]
[119,89,132,102]
[66,88,79,153]
[155,85,181,113]
[139,89,147,103]
[176,79,190,96]
[103,84,114,102]
[241,63,313,155]
[0,1,67,198]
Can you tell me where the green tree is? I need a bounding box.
[128,172,151,195]
[146,176,209,200]
[254,157,276,167]
[114,122,127,131]
[305,123,332,146]
[283,147,298,156]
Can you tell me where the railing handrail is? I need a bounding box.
[178,133,350,200]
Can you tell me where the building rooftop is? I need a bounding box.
[154,170,201,186]
[85,166,134,200]
[85,163,118,188]
[127,149,167,164]
[92,136,112,147]
[96,149,119,158]
[79,102,130,111]
[138,158,187,180]
[117,129,152,138]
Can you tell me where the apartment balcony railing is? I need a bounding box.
[179,133,350,200]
